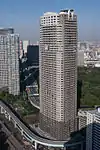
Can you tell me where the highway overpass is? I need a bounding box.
[0,100,83,150]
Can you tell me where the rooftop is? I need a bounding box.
[88,108,100,116]
[43,12,58,16]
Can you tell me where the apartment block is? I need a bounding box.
[39,10,78,140]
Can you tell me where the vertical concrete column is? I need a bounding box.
[4,110,7,118]
[21,129,23,136]
[1,106,3,114]
[14,122,17,128]
[8,115,11,121]
[35,141,37,150]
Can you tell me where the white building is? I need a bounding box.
[0,28,14,90]
[0,34,20,95]
[7,34,20,95]
[77,50,84,66]
[39,10,78,140]
[19,40,23,59]
[78,110,87,130]
[86,108,100,150]
[23,40,30,54]
[0,36,8,89]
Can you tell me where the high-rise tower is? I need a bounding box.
[0,36,8,90]
[39,10,78,140]
[0,28,14,90]
[7,34,20,95]
[0,34,20,95]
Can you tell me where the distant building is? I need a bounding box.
[0,36,8,89]
[19,40,24,59]
[27,45,39,66]
[23,40,30,55]
[39,10,78,140]
[8,34,20,95]
[0,34,20,95]
[77,50,84,66]
[86,108,100,150]
[78,41,90,51]
[78,110,87,130]
[0,28,14,35]
[0,28,14,89]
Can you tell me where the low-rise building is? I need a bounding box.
[86,108,100,150]
[78,110,87,130]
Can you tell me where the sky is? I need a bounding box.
[0,0,100,43]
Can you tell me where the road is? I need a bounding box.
[0,100,83,149]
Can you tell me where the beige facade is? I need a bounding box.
[39,10,78,140]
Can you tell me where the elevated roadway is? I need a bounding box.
[0,100,83,150]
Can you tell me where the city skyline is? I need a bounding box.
[0,0,100,42]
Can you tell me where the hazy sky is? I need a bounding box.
[0,0,100,43]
